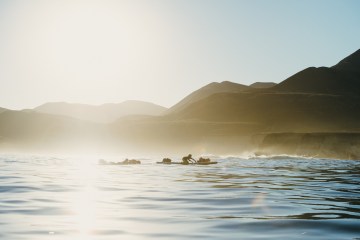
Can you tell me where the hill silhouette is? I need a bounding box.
[166,49,360,131]
[0,107,8,114]
[1,49,360,158]
[0,110,113,153]
[169,91,360,132]
[35,100,167,123]
[112,49,360,157]
[273,49,360,95]
[332,49,360,73]
[167,81,250,113]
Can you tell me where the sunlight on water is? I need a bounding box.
[72,185,97,239]
[0,154,359,240]
[70,158,99,240]
[251,192,270,215]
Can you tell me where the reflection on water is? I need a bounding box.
[0,154,359,239]
[70,161,98,240]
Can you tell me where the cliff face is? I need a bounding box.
[258,133,360,160]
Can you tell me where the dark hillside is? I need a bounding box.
[167,81,250,113]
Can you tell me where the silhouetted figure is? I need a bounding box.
[162,158,172,163]
[182,154,196,164]
[122,159,141,164]
[198,157,210,163]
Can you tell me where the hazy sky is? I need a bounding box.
[0,0,359,110]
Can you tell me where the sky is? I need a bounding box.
[0,0,359,110]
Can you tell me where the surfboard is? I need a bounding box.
[156,161,217,165]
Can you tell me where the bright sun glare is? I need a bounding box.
[2,0,173,108]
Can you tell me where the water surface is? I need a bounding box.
[0,154,359,239]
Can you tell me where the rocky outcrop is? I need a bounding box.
[257,132,360,160]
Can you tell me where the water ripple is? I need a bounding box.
[0,155,359,239]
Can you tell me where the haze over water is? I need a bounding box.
[1,154,359,240]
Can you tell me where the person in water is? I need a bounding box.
[122,159,141,164]
[162,158,172,163]
[198,157,210,163]
[182,154,196,164]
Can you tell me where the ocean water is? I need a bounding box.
[0,154,359,240]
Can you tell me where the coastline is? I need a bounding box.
[256,132,360,160]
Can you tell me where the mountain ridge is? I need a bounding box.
[167,80,250,113]
[272,49,360,95]
[1,48,360,158]
[34,100,167,123]
[332,49,360,73]
[0,107,8,114]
